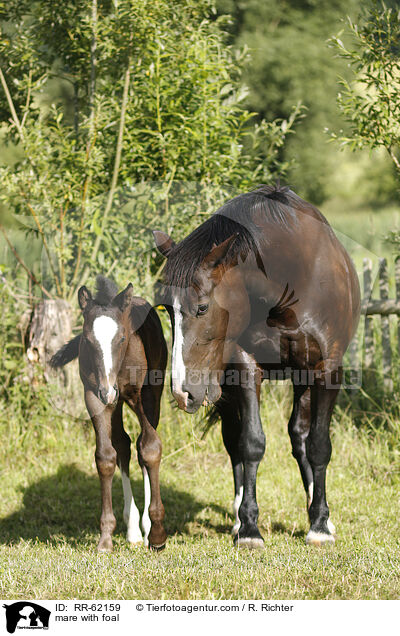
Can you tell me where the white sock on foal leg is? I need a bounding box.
[121,472,142,544]
[141,466,151,547]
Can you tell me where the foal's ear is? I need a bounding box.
[153,230,176,258]
[112,283,133,312]
[78,286,93,312]
[202,234,238,269]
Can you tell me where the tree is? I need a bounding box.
[330,1,400,175]
[217,0,362,203]
[0,0,301,302]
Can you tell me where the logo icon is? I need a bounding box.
[3,602,51,633]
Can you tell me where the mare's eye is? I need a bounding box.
[197,304,209,316]
[120,336,126,344]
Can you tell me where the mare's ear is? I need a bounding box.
[112,283,133,312]
[153,230,176,258]
[78,286,93,312]
[202,234,238,269]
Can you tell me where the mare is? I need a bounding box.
[153,184,360,548]
[51,276,167,552]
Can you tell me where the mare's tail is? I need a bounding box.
[50,334,81,368]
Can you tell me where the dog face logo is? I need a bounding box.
[3,602,50,633]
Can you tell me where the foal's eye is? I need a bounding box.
[120,336,126,344]
[197,304,209,316]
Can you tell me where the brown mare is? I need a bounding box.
[154,184,360,548]
[51,276,167,551]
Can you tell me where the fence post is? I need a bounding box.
[363,258,374,385]
[379,257,393,392]
[395,256,400,359]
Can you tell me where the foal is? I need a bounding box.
[51,277,167,552]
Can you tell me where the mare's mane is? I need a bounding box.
[163,184,326,290]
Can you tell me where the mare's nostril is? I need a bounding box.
[186,392,195,406]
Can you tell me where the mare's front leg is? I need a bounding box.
[217,387,243,535]
[85,390,117,552]
[234,353,266,549]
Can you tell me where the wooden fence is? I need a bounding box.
[350,256,400,392]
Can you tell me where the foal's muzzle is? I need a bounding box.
[98,384,119,406]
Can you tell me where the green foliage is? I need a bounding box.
[0,0,300,300]
[217,0,362,203]
[0,267,31,397]
[330,1,400,250]
[331,2,400,171]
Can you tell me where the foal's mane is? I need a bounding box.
[93,275,118,306]
[163,184,325,290]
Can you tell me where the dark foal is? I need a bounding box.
[51,277,167,552]
[154,184,360,548]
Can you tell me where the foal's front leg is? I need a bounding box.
[85,390,117,552]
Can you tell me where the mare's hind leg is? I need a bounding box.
[289,385,335,535]
[111,401,143,545]
[305,367,340,545]
[218,389,243,535]
[85,390,117,552]
[289,385,314,508]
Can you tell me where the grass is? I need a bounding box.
[1,383,399,600]
[1,202,400,600]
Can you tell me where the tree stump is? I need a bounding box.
[25,299,86,419]
[26,299,73,383]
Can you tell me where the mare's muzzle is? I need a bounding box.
[172,370,222,413]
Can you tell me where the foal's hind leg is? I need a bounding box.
[218,390,243,535]
[132,389,167,550]
[111,401,143,545]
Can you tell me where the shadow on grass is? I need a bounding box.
[0,464,229,547]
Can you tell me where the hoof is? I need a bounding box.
[97,536,113,552]
[306,529,335,546]
[127,529,143,545]
[231,522,241,536]
[149,541,166,552]
[236,536,265,550]
[327,518,336,535]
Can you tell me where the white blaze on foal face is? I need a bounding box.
[93,315,118,399]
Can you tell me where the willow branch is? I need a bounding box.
[73,52,132,297]
[0,67,24,140]
[70,0,98,289]
[21,69,33,128]
[22,196,62,296]
[389,146,400,173]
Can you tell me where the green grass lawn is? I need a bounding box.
[1,384,399,600]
